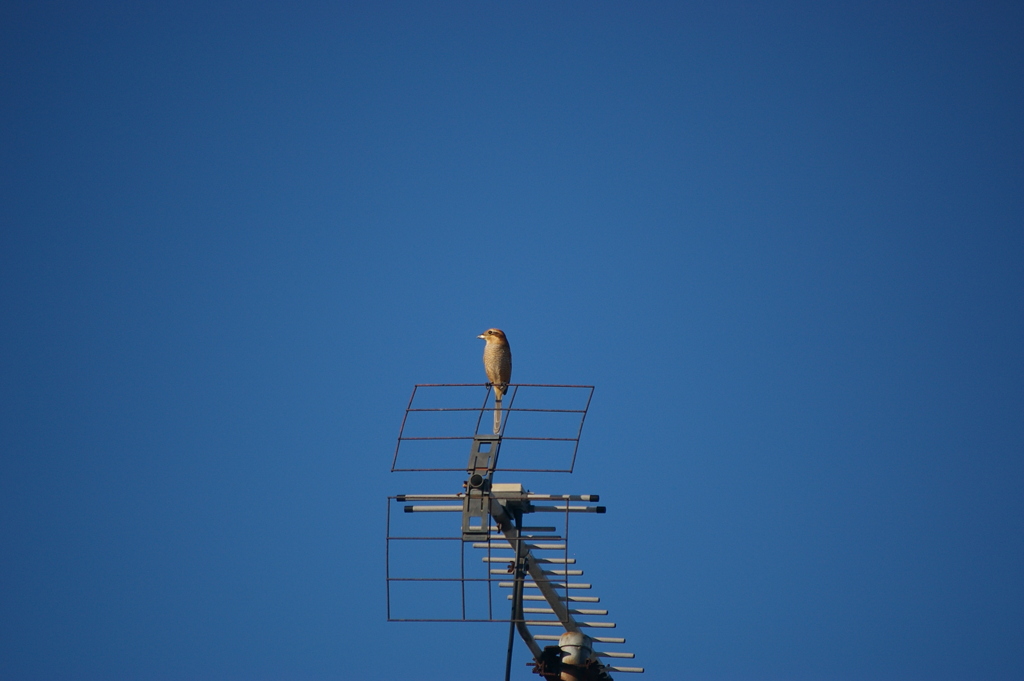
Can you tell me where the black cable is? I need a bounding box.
[504,511,523,681]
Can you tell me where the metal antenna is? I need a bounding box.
[386,384,644,679]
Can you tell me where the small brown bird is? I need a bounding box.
[478,328,512,434]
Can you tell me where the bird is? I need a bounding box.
[478,328,512,434]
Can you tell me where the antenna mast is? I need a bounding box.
[386,383,644,679]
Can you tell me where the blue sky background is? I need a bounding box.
[2,2,1022,680]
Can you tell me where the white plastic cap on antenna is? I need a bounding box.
[558,631,593,667]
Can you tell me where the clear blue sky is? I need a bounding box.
[2,2,1022,680]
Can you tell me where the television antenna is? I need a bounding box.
[386,383,644,680]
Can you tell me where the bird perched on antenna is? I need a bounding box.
[478,328,512,434]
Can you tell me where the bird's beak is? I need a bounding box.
[477,334,485,339]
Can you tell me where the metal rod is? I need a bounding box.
[533,635,626,644]
[524,621,616,628]
[390,385,419,470]
[391,467,576,473]
[487,509,493,621]
[410,383,594,388]
[403,505,462,512]
[482,557,576,564]
[490,569,584,576]
[460,537,465,620]
[562,501,570,605]
[389,617,555,623]
[398,436,580,441]
[522,607,608,615]
[569,386,595,472]
[474,384,489,437]
[405,407,586,413]
[396,494,463,501]
[473,543,567,550]
[532,504,602,512]
[385,497,391,619]
[515,595,601,603]
[499,581,592,589]
[387,577,495,582]
[524,494,599,501]
[486,526,555,532]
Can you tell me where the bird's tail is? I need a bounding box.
[493,392,503,435]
